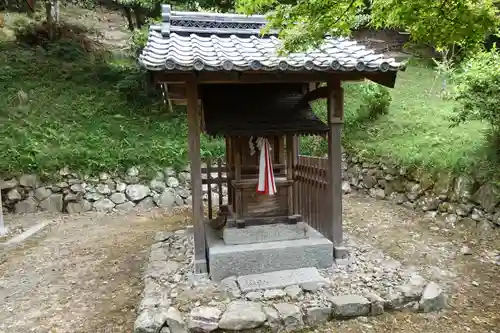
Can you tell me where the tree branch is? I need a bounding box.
[331,0,358,25]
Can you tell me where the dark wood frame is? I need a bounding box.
[156,71,390,274]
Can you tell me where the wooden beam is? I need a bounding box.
[152,71,397,87]
[326,79,344,256]
[186,79,207,274]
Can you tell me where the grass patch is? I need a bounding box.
[0,10,494,180]
[307,61,493,178]
[0,37,224,177]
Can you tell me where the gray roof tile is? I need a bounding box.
[138,6,405,73]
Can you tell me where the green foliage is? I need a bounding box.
[451,47,500,132]
[237,0,365,52]
[0,40,225,177]
[300,81,390,156]
[371,0,499,54]
[359,81,391,119]
[130,16,159,52]
[301,62,496,178]
[236,0,500,54]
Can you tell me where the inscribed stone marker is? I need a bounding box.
[237,267,326,292]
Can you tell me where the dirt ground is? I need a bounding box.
[0,208,191,333]
[1,194,499,333]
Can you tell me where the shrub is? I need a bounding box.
[359,81,392,119]
[301,81,392,156]
[451,47,500,133]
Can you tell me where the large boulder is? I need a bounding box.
[126,184,151,202]
[39,194,63,213]
[472,183,500,212]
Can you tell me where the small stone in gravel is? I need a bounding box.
[472,281,479,287]
[245,291,263,301]
[284,285,302,299]
[263,289,286,300]
[461,245,473,255]
[419,282,447,313]
[218,300,266,330]
[331,295,370,317]
[134,308,168,333]
[274,303,303,330]
[187,306,221,332]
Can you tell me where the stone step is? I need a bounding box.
[207,223,333,281]
[222,222,308,245]
[236,267,327,292]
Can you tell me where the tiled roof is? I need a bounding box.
[138,5,405,73]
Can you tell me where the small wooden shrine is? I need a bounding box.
[201,83,329,228]
[138,5,404,276]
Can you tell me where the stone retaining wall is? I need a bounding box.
[0,166,226,214]
[341,153,500,235]
[2,152,500,239]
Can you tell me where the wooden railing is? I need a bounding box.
[202,155,333,243]
[202,158,229,220]
[293,155,332,242]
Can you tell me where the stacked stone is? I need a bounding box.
[134,230,448,333]
[341,153,500,235]
[0,165,226,214]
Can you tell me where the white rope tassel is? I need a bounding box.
[256,137,276,195]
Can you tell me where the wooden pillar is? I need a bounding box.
[286,134,295,214]
[327,79,347,259]
[187,80,207,274]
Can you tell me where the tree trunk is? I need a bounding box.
[123,6,135,31]
[133,5,146,29]
[51,0,60,24]
[0,194,7,236]
[45,0,54,40]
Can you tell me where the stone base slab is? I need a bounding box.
[207,224,334,282]
[237,267,326,292]
[222,222,308,245]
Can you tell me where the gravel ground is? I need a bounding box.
[0,194,499,333]
[0,207,192,333]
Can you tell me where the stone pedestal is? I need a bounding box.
[222,222,308,245]
[207,223,333,281]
